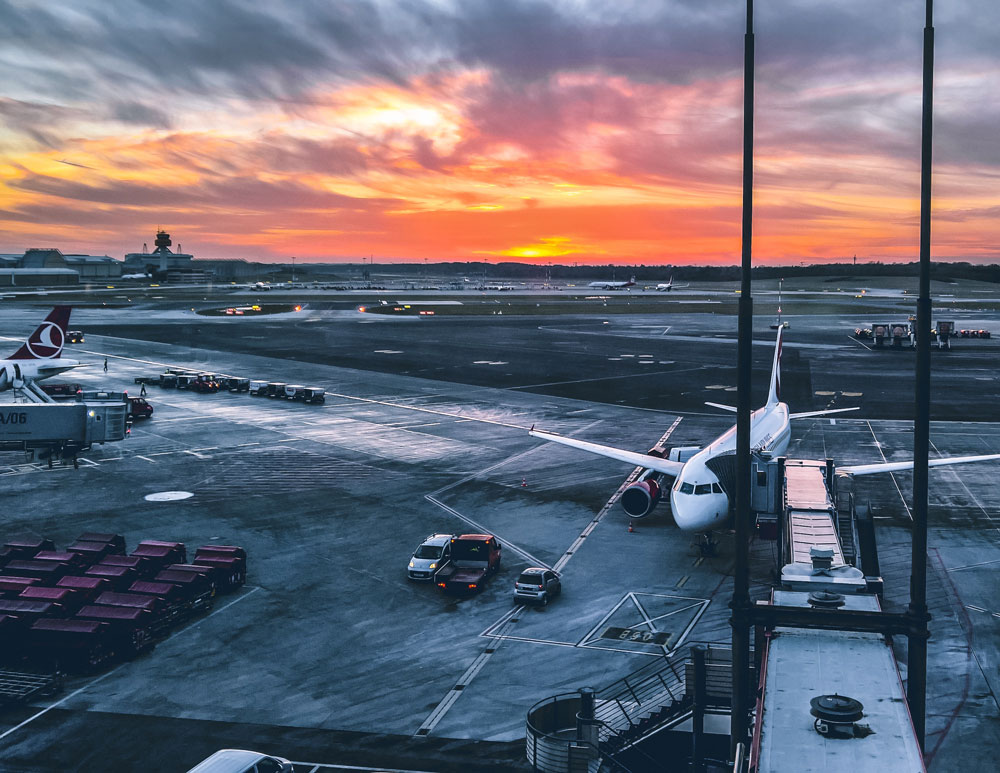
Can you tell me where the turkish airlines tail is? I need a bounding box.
[767,325,782,406]
[8,306,72,360]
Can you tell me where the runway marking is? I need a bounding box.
[850,335,873,350]
[136,455,156,463]
[415,611,521,736]
[947,558,1000,572]
[865,421,912,520]
[509,366,702,391]
[930,438,996,531]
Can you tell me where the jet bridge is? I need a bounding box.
[0,403,127,466]
[752,456,882,595]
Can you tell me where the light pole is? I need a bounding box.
[291,256,296,283]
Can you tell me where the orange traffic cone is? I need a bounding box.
[628,521,635,533]
[521,478,527,487]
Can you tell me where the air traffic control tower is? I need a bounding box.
[123,229,194,275]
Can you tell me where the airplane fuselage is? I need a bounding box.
[0,358,80,390]
[668,402,790,532]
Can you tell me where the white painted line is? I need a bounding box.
[965,605,986,613]
[0,663,128,742]
[425,496,550,568]
[866,421,912,520]
[136,455,156,463]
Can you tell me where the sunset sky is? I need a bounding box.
[0,0,997,265]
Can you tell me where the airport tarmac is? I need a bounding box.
[0,295,998,772]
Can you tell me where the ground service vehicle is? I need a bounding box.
[302,387,325,404]
[159,373,178,388]
[191,377,221,393]
[266,382,286,398]
[176,374,197,390]
[67,330,85,343]
[127,397,153,419]
[514,567,562,605]
[185,750,294,772]
[434,534,501,593]
[249,380,268,396]
[407,533,454,580]
[225,377,251,392]
[284,385,306,400]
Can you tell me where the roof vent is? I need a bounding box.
[809,546,834,572]
[810,694,870,739]
[807,590,846,608]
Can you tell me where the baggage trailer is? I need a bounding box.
[153,570,214,612]
[136,540,187,563]
[99,554,156,578]
[0,576,42,597]
[192,555,246,591]
[33,550,93,570]
[56,575,112,603]
[75,605,156,655]
[2,559,72,583]
[28,619,117,672]
[3,537,56,560]
[83,564,139,591]
[19,586,85,614]
[76,533,127,554]
[130,543,186,571]
[127,580,195,630]
[66,540,118,564]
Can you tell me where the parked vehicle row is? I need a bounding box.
[135,372,326,403]
[0,532,247,672]
[406,532,560,603]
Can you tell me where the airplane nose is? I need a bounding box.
[670,491,726,532]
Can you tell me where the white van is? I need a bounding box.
[185,749,295,773]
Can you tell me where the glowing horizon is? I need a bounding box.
[1,1,998,265]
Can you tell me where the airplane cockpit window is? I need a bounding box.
[694,484,712,495]
[712,483,724,494]
[679,482,695,495]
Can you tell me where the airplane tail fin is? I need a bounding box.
[767,325,783,406]
[8,306,71,360]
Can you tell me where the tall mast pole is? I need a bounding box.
[908,0,934,751]
[730,0,755,758]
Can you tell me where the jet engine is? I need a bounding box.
[621,476,662,519]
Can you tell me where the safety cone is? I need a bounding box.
[521,478,527,487]
[628,521,635,533]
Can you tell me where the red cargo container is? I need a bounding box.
[76,533,127,554]
[94,591,165,615]
[99,554,155,577]
[28,618,117,671]
[2,538,56,559]
[75,605,155,654]
[56,575,112,602]
[2,559,71,582]
[66,541,115,564]
[19,586,83,612]
[34,550,92,570]
[83,565,138,591]
[192,556,245,590]
[130,544,185,570]
[153,570,213,611]
[165,564,220,593]
[0,598,67,620]
[194,545,247,562]
[0,576,41,595]
[137,540,187,563]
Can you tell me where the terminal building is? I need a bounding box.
[0,248,121,285]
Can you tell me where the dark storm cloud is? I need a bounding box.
[108,101,173,129]
[10,171,400,213]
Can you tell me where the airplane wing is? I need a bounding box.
[840,453,1000,476]
[529,429,685,477]
[789,407,860,419]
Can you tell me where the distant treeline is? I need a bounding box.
[296,260,1000,284]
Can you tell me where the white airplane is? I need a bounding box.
[588,276,636,290]
[656,276,689,292]
[530,326,1000,535]
[0,306,83,391]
